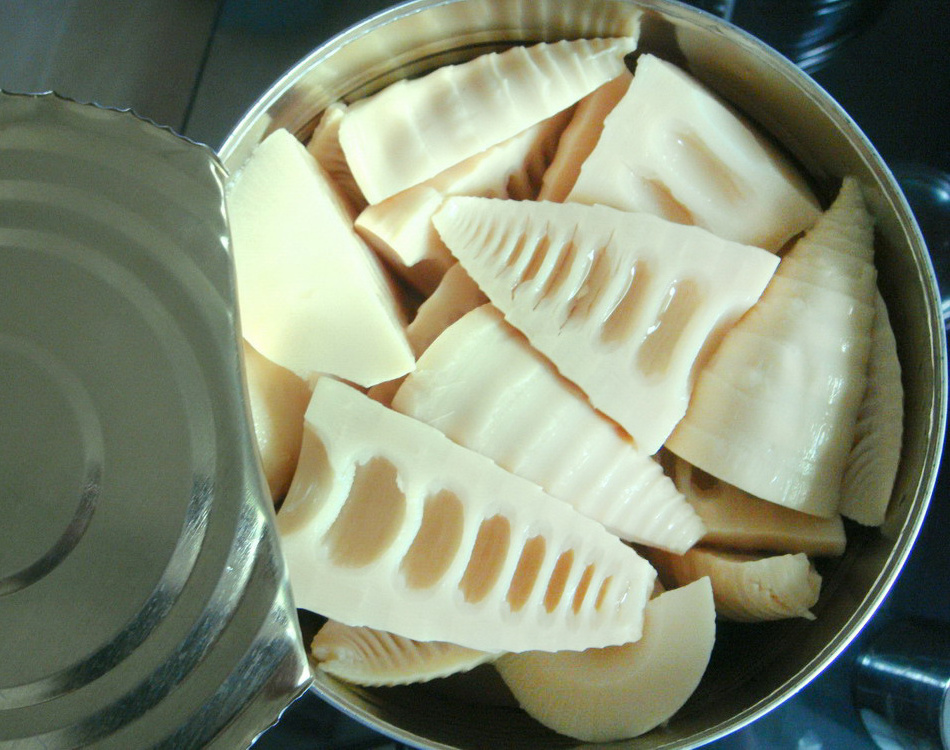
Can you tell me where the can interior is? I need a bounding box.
[219,1,947,747]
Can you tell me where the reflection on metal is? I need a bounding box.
[219,1,946,748]
[685,0,887,72]
[0,0,220,131]
[0,93,310,749]
[893,164,950,328]
[854,619,950,749]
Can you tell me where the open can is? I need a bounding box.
[1,0,944,748]
[219,0,947,747]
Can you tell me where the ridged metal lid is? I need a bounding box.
[0,92,311,748]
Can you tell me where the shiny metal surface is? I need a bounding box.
[219,0,947,747]
[688,0,887,73]
[892,164,950,328]
[854,619,950,749]
[0,93,310,748]
[0,0,220,132]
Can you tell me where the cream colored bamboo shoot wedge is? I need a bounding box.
[355,109,573,294]
[225,128,414,386]
[393,305,704,553]
[242,341,311,503]
[495,578,715,742]
[432,198,779,454]
[366,263,488,407]
[338,37,638,204]
[648,547,821,621]
[538,71,632,202]
[665,177,877,517]
[306,102,367,216]
[567,54,820,252]
[404,264,488,358]
[278,376,657,653]
[312,620,495,686]
[665,453,846,557]
[839,292,904,526]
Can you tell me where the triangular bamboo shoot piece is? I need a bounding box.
[495,577,715,742]
[648,547,821,622]
[278,377,656,653]
[365,264,488,407]
[312,620,495,686]
[664,453,846,557]
[339,38,637,204]
[306,102,367,216]
[405,264,489,358]
[839,291,904,526]
[226,128,414,386]
[665,177,877,517]
[355,109,573,294]
[393,305,705,553]
[538,71,632,202]
[567,54,820,251]
[432,198,779,454]
[242,340,311,503]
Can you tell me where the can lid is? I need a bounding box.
[0,92,311,747]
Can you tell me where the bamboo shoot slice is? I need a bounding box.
[366,264,488,406]
[432,197,779,454]
[278,376,657,653]
[495,578,715,742]
[312,620,495,686]
[665,177,877,517]
[648,547,821,621]
[242,340,311,503]
[406,264,489,358]
[839,291,904,526]
[339,37,637,204]
[665,453,846,557]
[225,128,414,386]
[355,109,573,294]
[538,71,632,202]
[393,305,705,553]
[306,102,367,216]
[567,54,820,251]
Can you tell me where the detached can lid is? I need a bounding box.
[0,92,311,747]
